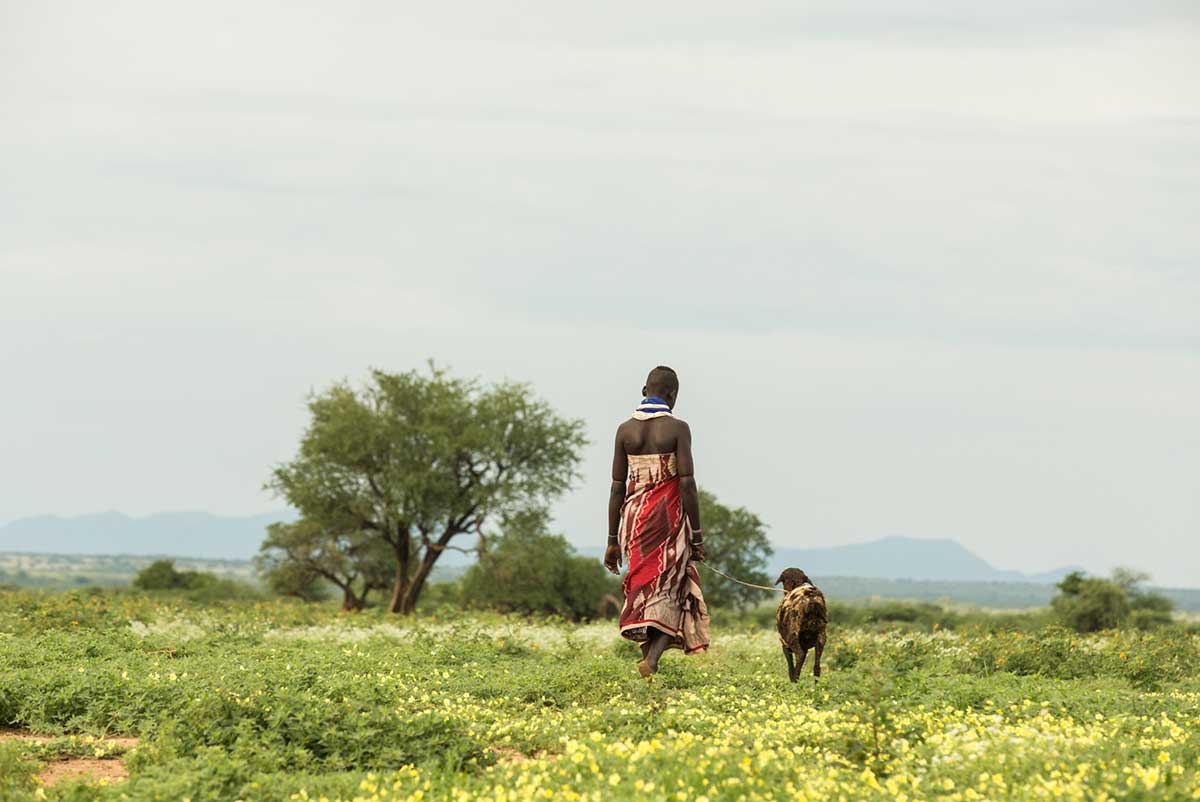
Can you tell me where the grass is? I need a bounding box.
[0,589,1197,801]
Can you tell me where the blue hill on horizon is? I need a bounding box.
[0,510,295,561]
[768,535,1081,585]
[1,512,1083,585]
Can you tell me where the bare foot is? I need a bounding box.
[637,659,655,678]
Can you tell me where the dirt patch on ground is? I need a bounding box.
[0,730,140,749]
[0,730,139,786]
[38,758,131,786]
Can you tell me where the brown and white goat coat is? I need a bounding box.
[775,568,827,682]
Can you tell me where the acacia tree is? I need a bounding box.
[268,366,587,614]
[256,519,393,610]
[699,488,774,610]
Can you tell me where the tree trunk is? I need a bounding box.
[340,587,365,611]
[387,560,409,613]
[399,549,443,614]
[386,529,412,613]
[389,527,457,615]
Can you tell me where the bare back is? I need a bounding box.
[612,416,694,483]
[620,416,684,455]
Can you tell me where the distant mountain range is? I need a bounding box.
[767,536,1081,586]
[580,534,1080,585]
[0,510,294,561]
[1,512,1081,584]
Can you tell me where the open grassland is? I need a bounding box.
[0,553,259,590]
[1,590,1198,802]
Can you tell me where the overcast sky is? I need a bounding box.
[2,1,1197,584]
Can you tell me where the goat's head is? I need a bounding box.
[775,567,812,593]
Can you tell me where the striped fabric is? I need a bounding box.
[632,396,673,421]
[617,453,710,654]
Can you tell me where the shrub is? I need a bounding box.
[133,559,195,590]
[0,741,39,799]
[1052,572,1130,633]
[461,513,618,620]
[132,560,265,603]
[1051,569,1175,633]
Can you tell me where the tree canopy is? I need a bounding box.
[266,365,587,613]
[133,559,205,591]
[697,488,774,610]
[256,519,393,609]
[460,509,618,619]
[1052,568,1174,632]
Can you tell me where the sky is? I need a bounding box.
[1,1,1197,585]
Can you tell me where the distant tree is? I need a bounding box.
[1112,566,1175,629]
[698,488,773,610]
[133,559,191,590]
[1111,567,1151,592]
[1052,570,1130,632]
[268,365,586,614]
[133,559,214,591]
[461,510,617,619]
[256,519,393,610]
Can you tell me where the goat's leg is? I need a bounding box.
[813,642,823,679]
[783,646,796,683]
[795,648,809,680]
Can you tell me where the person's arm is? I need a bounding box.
[675,421,706,562]
[605,427,629,575]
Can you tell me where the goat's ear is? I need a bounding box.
[774,573,784,586]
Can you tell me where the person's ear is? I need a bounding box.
[641,385,649,397]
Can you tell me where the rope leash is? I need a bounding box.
[698,561,784,593]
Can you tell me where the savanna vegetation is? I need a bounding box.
[4,365,1197,800]
[262,366,587,615]
[1,589,1199,802]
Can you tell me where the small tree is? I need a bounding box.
[1052,568,1174,632]
[698,489,773,610]
[133,559,190,590]
[1052,571,1130,632]
[268,365,586,614]
[1114,566,1175,629]
[462,510,617,619]
[256,520,392,610]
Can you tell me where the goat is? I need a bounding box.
[775,568,827,682]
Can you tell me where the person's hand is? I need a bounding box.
[690,542,707,563]
[604,543,622,575]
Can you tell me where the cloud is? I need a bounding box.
[1,1,1197,584]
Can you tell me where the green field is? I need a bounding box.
[1,589,1198,802]
[0,553,259,590]
[7,552,1200,613]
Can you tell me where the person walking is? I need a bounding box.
[605,366,710,676]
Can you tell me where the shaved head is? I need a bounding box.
[644,365,679,397]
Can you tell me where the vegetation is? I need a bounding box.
[695,488,773,610]
[132,559,210,591]
[0,589,1198,801]
[129,560,264,603]
[8,553,1200,611]
[256,520,394,609]
[265,365,587,614]
[459,510,618,620]
[1052,568,1175,633]
[0,552,258,591]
